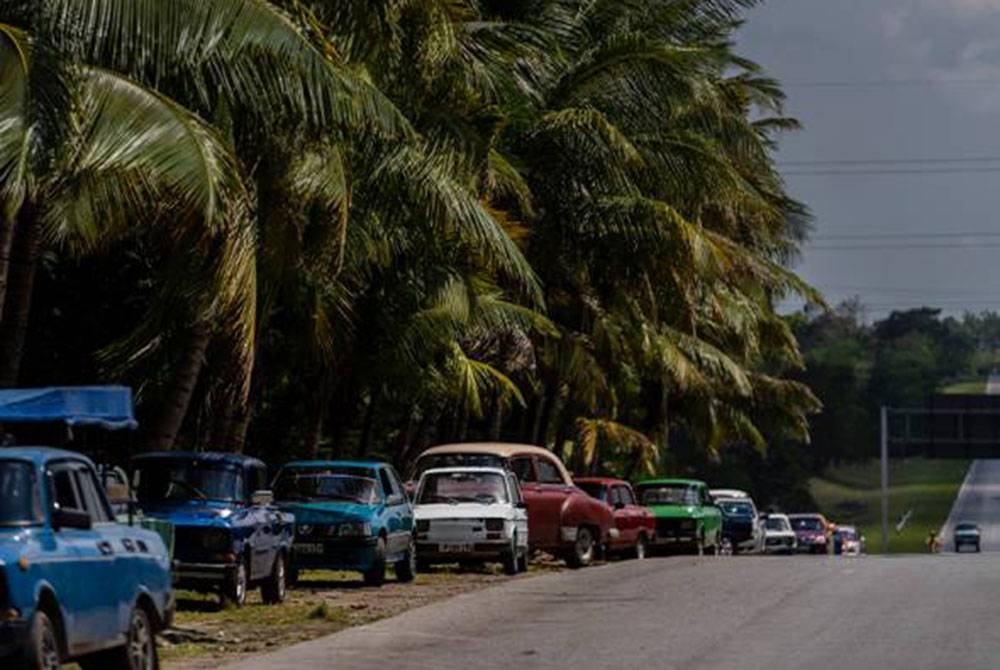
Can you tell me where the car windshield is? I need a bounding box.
[765,517,790,531]
[638,484,698,506]
[0,460,42,526]
[274,469,379,504]
[837,528,858,540]
[418,472,509,504]
[577,483,608,502]
[790,517,825,532]
[410,454,505,481]
[134,459,243,504]
[719,501,755,516]
[955,523,979,532]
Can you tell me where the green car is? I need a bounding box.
[635,479,723,554]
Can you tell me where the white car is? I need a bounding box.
[762,513,797,555]
[414,467,529,574]
[710,488,750,501]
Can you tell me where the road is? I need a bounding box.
[222,554,1000,670]
[940,460,1000,552]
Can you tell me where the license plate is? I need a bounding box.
[439,543,473,553]
[296,543,324,555]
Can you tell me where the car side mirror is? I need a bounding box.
[251,490,274,506]
[52,507,92,531]
[386,494,405,506]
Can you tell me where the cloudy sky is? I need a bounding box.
[740,0,1000,318]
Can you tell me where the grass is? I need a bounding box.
[810,458,971,554]
[940,378,986,394]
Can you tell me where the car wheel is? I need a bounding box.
[719,537,734,556]
[395,536,417,583]
[695,530,705,556]
[222,559,249,608]
[24,610,61,670]
[287,564,300,586]
[517,547,529,572]
[565,527,595,568]
[503,534,520,575]
[634,534,647,560]
[261,552,287,604]
[81,607,158,670]
[363,537,387,586]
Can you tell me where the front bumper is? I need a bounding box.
[0,617,30,658]
[763,537,796,553]
[173,560,238,589]
[795,537,828,553]
[291,536,381,572]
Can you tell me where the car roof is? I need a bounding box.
[281,460,386,470]
[710,489,749,497]
[133,451,265,468]
[716,497,754,504]
[0,447,95,466]
[418,443,571,482]
[636,478,706,487]
[421,466,510,476]
[836,525,857,532]
[787,513,826,519]
[574,477,628,486]
[766,513,790,520]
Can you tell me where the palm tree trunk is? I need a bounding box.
[145,319,212,451]
[0,210,21,325]
[0,205,41,387]
[359,393,378,457]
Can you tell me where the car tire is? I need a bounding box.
[261,552,287,604]
[634,534,647,560]
[395,536,417,583]
[517,548,529,573]
[222,559,249,608]
[695,530,705,556]
[24,610,61,670]
[363,537,387,586]
[565,527,595,568]
[287,564,300,586]
[81,607,158,670]
[719,537,734,556]
[503,534,520,575]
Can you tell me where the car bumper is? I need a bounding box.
[417,540,511,562]
[0,617,30,658]
[291,537,381,572]
[173,560,238,588]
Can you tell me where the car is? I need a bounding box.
[834,525,865,556]
[761,513,797,554]
[413,467,529,574]
[272,460,416,586]
[575,477,656,559]
[716,497,764,554]
[953,522,981,552]
[709,488,750,501]
[131,452,294,607]
[410,444,614,567]
[635,479,723,555]
[787,514,832,555]
[0,448,173,670]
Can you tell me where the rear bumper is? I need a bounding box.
[0,617,30,658]
[416,540,510,562]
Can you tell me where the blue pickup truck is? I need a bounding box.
[132,452,295,607]
[0,448,173,670]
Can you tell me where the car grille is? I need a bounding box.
[766,536,794,547]
[173,527,230,562]
[656,518,695,537]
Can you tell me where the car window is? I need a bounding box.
[387,467,406,495]
[510,457,536,483]
[609,486,622,507]
[507,475,522,504]
[617,486,636,506]
[248,466,268,497]
[74,468,113,523]
[536,457,564,484]
[378,468,397,499]
[51,468,82,512]
[700,487,712,506]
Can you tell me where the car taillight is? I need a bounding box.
[485,519,504,532]
[416,520,430,533]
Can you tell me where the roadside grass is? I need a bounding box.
[810,458,970,554]
[940,379,985,394]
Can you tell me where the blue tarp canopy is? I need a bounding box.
[0,387,137,430]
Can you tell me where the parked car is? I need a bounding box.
[788,514,832,554]
[953,522,981,552]
[273,460,416,586]
[410,444,614,567]
[0,448,173,670]
[716,497,764,554]
[709,489,750,501]
[413,467,529,574]
[834,525,865,556]
[761,513,797,555]
[575,477,656,559]
[635,479,723,554]
[131,452,294,607]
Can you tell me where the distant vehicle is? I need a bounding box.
[761,514,797,555]
[0,449,173,670]
[953,522,981,553]
[132,452,294,607]
[410,444,613,568]
[635,479,723,555]
[716,497,764,554]
[709,489,750,501]
[413,467,529,574]
[834,525,865,556]
[575,477,656,559]
[788,514,832,554]
[273,460,416,586]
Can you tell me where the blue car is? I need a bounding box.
[0,448,172,670]
[273,461,416,586]
[131,452,294,607]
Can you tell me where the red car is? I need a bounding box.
[410,443,614,567]
[575,477,656,559]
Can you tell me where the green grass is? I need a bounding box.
[810,458,971,554]
[940,379,986,394]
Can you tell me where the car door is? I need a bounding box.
[379,467,410,555]
[533,455,575,549]
[507,473,529,551]
[246,465,276,581]
[611,485,637,548]
[699,485,721,539]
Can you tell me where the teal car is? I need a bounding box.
[634,479,723,554]
[272,461,416,586]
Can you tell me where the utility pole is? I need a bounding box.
[880,406,889,555]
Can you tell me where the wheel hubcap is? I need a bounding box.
[637,539,646,559]
[577,530,593,561]
[277,557,286,599]
[41,624,59,670]
[237,565,247,602]
[128,614,152,670]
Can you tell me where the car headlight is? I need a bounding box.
[338,522,372,537]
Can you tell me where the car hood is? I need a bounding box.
[276,501,377,525]
[765,530,796,538]
[794,529,826,538]
[140,501,244,528]
[415,503,514,520]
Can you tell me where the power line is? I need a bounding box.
[785,167,1000,176]
[812,232,1000,241]
[780,157,1000,167]
[809,243,1000,251]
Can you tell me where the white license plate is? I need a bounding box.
[296,543,324,555]
[439,543,473,553]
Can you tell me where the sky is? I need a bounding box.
[739,0,1000,319]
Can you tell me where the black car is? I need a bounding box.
[716,498,762,554]
[953,522,981,552]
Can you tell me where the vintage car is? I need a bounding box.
[761,513,797,554]
[272,460,416,586]
[634,478,723,554]
[0,448,173,670]
[788,513,833,555]
[716,496,764,554]
[575,477,656,559]
[410,444,614,567]
[131,452,294,607]
[834,525,865,556]
[413,467,529,573]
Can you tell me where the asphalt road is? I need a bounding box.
[940,460,1000,552]
[222,554,1000,670]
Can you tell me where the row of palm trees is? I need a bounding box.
[0,0,821,477]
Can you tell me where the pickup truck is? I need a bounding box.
[635,478,723,555]
[410,443,613,567]
[0,448,173,670]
